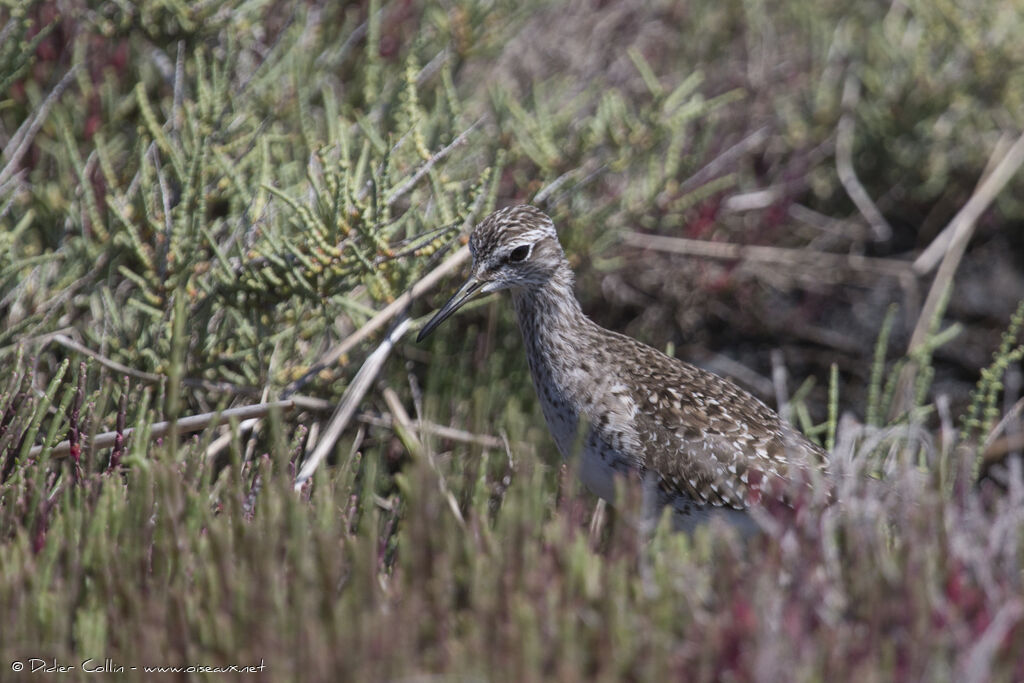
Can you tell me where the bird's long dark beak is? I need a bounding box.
[416,275,485,342]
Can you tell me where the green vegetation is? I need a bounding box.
[2,0,1023,680]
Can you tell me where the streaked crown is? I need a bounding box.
[467,205,567,292]
[469,205,557,257]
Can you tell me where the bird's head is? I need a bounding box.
[417,205,566,341]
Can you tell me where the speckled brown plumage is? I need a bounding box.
[418,205,827,530]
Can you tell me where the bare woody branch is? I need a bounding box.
[30,400,298,459]
[293,317,412,490]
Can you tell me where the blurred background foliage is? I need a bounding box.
[1,0,1023,679]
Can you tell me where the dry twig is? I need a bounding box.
[679,126,769,194]
[981,397,1024,462]
[385,119,482,207]
[913,131,1024,275]
[836,72,893,242]
[284,245,469,396]
[0,66,80,189]
[30,400,297,459]
[47,332,271,397]
[293,317,412,490]
[382,385,466,528]
[889,128,1024,418]
[621,232,911,280]
[356,412,503,449]
[50,334,162,382]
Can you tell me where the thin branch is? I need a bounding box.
[957,599,1024,683]
[721,188,782,213]
[384,118,482,207]
[0,65,80,189]
[48,333,267,397]
[679,126,769,194]
[982,432,1024,462]
[906,128,1024,355]
[358,413,503,449]
[788,203,871,242]
[293,317,412,490]
[30,400,297,459]
[416,47,450,86]
[889,128,1024,419]
[382,385,423,453]
[51,334,163,382]
[913,131,1023,275]
[534,159,604,206]
[383,385,465,528]
[836,72,892,242]
[284,245,469,397]
[621,232,911,279]
[981,397,1024,458]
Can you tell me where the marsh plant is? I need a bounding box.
[1,0,1023,679]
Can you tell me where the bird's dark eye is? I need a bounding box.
[508,245,530,263]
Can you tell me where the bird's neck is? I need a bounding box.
[510,265,590,374]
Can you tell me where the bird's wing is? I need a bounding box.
[608,335,826,510]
